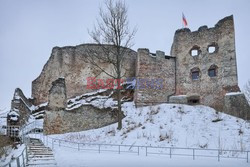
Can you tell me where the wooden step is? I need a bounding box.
[28,157,55,161]
[27,162,57,166]
[28,155,55,158]
[29,144,45,146]
[28,148,51,151]
[29,146,49,149]
[28,154,54,157]
[28,153,54,155]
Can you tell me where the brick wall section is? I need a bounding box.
[32,44,136,105]
[170,15,240,111]
[134,49,175,106]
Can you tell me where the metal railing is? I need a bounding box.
[3,121,250,165]
[1,139,29,167]
[1,122,35,167]
[34,133,249,163]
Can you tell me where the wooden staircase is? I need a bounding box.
[27,138,57,166]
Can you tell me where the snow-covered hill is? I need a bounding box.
[50,102,250,151]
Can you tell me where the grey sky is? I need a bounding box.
[0,0,250,110]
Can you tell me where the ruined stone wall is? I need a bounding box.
[43,78,120,134]
[171,15,239,111]
[7,88,32,126]
[224,93,250,120]
[48,78,67,111]
[44,105,120,135]
[134,49,175,105]
[32,44,136,105]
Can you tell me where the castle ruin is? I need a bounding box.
[7,15,250,135]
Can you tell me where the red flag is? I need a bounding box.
[182,13,188,27]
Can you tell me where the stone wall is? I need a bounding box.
[7,88,32,127]
[134,49,175,106]
[170,15,240,111]
[224,93,250,120]
[48,78,67,111]
[169,95,187,104]
[44,105,120,135]
[43,78,121,134]
[32,44,137,105]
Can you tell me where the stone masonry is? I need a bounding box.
[7,88,33,127]
[44,78,121,134]
[171,15,239,112]
[134,49,175,105]
[48,78,67,111]
[32,44,137,105]
[134,15,250,119]
[224,93,250,120]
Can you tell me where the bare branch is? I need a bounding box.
[87,0,136,130]
[243,79,250,103]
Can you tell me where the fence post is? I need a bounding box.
[78,143,80,151]
[9,163,11,167]
[25,145,28,163]
[98,145,101,153]
[218,150,220,162]
[52,139,54,149]
[16,157,20,167]
[22,129,24,143]
[170,148,172,159]
[22,152,25,167]
[146,147,147,156]
[118,145,120,154]
[138,146,139,156]
[193,149,195,160]
[59,140,61,147]
[247,151,249,163]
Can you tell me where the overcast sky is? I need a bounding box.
[0,0,250,110]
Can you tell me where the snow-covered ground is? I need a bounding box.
[53,146,249,167]
[2,97,250,166]
[25,101,248,166]
[50,102,250,151]
[51,147,249,167]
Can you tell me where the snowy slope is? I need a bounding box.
[50,102,250,151]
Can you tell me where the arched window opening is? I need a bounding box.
[191,67,200,80]
[207,42,218,54]
[208,65,218,77]
[208,46,216,53]
[190,45,201,57]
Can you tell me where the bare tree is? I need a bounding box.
[87,0,136,130]
[243,79,250,104]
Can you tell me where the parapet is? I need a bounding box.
[138,48,174,60]
[174,15,234,38]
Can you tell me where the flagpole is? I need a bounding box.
[182,12,184,28]
[182,12,188,28]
